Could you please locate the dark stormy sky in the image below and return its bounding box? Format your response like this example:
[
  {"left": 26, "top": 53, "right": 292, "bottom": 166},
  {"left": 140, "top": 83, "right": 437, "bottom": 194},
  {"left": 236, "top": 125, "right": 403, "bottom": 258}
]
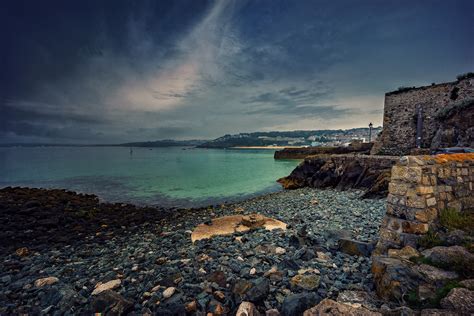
[{"left": 1, "top": 0, "right": 473, "bottom": 143}]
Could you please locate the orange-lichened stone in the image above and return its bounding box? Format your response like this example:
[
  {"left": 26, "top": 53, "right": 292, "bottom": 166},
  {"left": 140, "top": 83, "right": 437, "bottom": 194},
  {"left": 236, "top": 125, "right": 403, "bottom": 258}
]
[{"left": 401, "top": 221, "right": 429, "bottom": 234}]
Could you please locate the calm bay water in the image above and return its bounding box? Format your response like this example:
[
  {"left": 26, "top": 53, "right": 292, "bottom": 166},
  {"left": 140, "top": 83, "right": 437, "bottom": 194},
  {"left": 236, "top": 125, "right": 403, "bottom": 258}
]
[{"left": 0, "top": 147, "right": 299, "bottom": 207}]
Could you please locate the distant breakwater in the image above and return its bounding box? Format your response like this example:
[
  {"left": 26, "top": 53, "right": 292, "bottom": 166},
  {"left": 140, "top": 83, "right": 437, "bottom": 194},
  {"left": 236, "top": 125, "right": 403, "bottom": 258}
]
[{"left": 274, "top": 143, "right": 373, "bottom": 159}]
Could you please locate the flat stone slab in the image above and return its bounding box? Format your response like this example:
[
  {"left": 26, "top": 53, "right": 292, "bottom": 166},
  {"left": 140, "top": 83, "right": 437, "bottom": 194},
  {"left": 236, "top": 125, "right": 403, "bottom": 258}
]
[{"left": 191, "top": 214, "right": 286, "bottom": 242}]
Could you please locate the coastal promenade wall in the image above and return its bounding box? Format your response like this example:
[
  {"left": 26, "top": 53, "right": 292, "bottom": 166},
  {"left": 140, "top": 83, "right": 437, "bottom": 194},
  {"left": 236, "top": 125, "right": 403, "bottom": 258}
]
[
  {"left": 371, "top": 77, "right": 474, "bottom": 156},
  {"left": 274, "top": 143, "right": 372, "bottom": 159}
]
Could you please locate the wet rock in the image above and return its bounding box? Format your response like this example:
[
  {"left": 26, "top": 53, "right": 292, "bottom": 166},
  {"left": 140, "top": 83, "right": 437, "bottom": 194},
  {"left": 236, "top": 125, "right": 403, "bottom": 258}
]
[
  {"left": 236, "top": 301, "right": 260, "bottom": 316},
  {"left": 233, "top": 279, "right": 253, "bottom": 299},
  {"left": 445, "top": 229, "right": 467, "bottom": 246},
  {"left": 420, "top": 309, "right": 459, "bottom": 315},
  {"left": 15, "top": 247, "right": 29, "bottom": 257},
  {"left": 417, "top": 284, "right": 437, "bottom": 302},
  {"left": 207, "top": 271, "right": 227, "bottom": 288},
  {"left": 34, "top": 276, "right": 59, "bottom": 287},
  {"left": 379, "top": 306, "right": 416, "bottom": 315},
  {"left": 162, "top": 287, "right": 176, "bottom": 299},
  {"left": 184, "top": 300, "right": 197, "bottom": 313},
  {"left": 91, "top": 279, "right": 121, "bottom": 295},
  {"left": 1, "top": 275, "right": 12, "bottom": 283},
  {"left": 281, "top": 293, "right": 320, "bottom": 316},
  {"left": 338, "top": 238, "right": 374, "bottom": 257},
  {"left": 413, "top": 264, "right": 458, "bottom": 283},
  {"left": 459, "top": 279, "right": 474, "bottom": 290},
  {"left": 302, "top": 298, "right": 381, "bottom": 315},
  {"left": 336, "top": 290, "right": 379, "bottom": 310},
  {"left": 266, "top": 309, "right": 280, "bottom": 316},
  {"left": 48, "top": 285, "right": 86, "bottom": 313},
  {"left": 274, "top": 247, "right": 286, "bottom": 255},
  {"left": 371, "top": 256, "right": 422, "bottom": 301},
  {"left": 246, "top": 278, "right": 270, "bottom": 303},
  {"left": 264, "top": 267, "right": 283, "bottom": 282},
  {"left": 422, "top": 246, "right": 474, "bottom": 275},
  {"left": 242, "top": 214, "right": 266, "bottom": 228},
  {"left": 387, "top": 245, "right": 420, "bottom": 260},
  {"left": 213, "top": 290, "right": 226, "bottom": 302},
  {"left": 290, "top": 274, "right": 320, "bottom": 290},
  {"left": 440, "top": 287, "right": 474, "bottom": 313},
  {"left": 90, "top": 290, "right": 133, "bottom": 315}
]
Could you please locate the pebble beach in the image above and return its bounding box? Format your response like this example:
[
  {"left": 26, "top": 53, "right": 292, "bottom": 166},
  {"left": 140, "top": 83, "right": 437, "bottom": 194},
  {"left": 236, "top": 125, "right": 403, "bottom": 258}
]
[{"left": 0, "top": 186, "right": 386, "bottom": 315}]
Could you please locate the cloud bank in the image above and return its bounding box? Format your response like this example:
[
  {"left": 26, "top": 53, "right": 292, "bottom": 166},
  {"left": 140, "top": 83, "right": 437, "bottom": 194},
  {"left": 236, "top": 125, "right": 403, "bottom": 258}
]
[{"left": 1, "top": 0, "right": 473, "bottom": 143}]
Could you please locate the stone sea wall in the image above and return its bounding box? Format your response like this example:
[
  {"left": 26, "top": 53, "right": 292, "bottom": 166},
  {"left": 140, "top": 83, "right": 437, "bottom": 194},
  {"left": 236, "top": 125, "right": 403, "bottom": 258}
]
[
  {"left": 371, "top": 153, "right": 474, "bottom": 312},
  {"left": 375, "top": 154, "right": 474, "bottom": 254},
  {"left": 371, "top": 77, "right": 474, "bottom": 156}
]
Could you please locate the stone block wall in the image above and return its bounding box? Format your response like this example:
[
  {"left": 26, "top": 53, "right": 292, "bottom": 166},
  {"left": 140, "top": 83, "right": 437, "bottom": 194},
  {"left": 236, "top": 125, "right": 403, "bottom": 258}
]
[
  {"left": 371, "top": 77, "right": 474, "bottom": 156},
  {"left": 375, "top": 154, "right": 474, "bottom": 254}
]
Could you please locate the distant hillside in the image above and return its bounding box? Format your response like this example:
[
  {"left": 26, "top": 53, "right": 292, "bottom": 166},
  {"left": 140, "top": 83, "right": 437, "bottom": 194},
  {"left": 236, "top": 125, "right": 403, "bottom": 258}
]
[
  {"left": 118, "top": 139, "right": 206, "bottom": 147},
  {"left": 198, "top": 127, "right": 381, "bottom": 148},
  {"left": 0, "top": 140, "right": 207, "bottom": 148}
]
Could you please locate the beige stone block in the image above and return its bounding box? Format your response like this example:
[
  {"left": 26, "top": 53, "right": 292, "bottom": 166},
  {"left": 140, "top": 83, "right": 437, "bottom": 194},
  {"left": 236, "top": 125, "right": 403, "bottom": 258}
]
[
  {"left": 388, "top": 245, "right": 420, "bottom": 259},
  {"left": 438, "top": 168, "right": 444, "bottom": 178},
  {"left": 462, "top": 168, "right": 468, "bottom": 176},
  {"left": 389, "top": 218, "right": 401, "bottom": 232},
  {"left": 415, "top": 208, "right": 438, "bottom": 223},
  {"left": 417, "top": 186, "right": 434, "bottom": 195},
  {"left": 391, "top": 166, "right": 407, "bottom": 180},
  {"left": 389, "top": 182, "right": 410, "bottom": 195},
  {"left": 446, "top": 192, "right": 453, "bottom": 201},
  {"left": 422, "top": 176, "right": 431, "bottom": 186},
  {"left": 401, "top": 221, "right": 429, "bottom": 234},
  {"left": 426, "top": 197, "right": 437, "bottom": 207},
  {"left": 379, "top": 228, "right": 401, "bottom": 245},
  {"left": 430, "top": 175, "right": 437, "bottom": 185},
  {"left": 407, "top": 195, "right": 426, "bottom": 209},
  {"left": 391, "top": 166, "right": 422, "bottom": 183}
]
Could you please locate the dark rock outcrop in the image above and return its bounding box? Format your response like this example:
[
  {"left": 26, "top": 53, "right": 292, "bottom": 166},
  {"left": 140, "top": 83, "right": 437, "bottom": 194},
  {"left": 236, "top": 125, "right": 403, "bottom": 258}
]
[
  {"left": 281, "top": 293, "right": 320, "bottom": 316},
  {"left": 277, "top": 154, "right": 398, "bottom": 197}
]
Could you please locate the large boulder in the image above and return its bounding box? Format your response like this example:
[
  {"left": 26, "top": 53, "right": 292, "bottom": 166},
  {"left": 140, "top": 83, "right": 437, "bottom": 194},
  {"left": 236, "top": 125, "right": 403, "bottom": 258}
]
[
  {"left": 440, "top": 287, "right": 474, "bottom": 313},
  {"left": 371, "top": 256, "right": 424, "bottom": 301},
  {"left": 422, "top": 246, "right": 474, "bottom": 276},
  {"left": 281, "top": 293, "right": 320, "bottom": 316},
  {"left": 302, "top": 299, "right": 381, "bottom": 316},
  {"left": 413, "top": 264, "right": 459, "bottom": 284},
  {"left": 90, "top": 290, "right": 133, "bottom": 315},
  {"left": 236, "top": 301, "right": 260, "bottom": 316},
  {"left": 338, "top": 239, "right": 375, "bottom": 257}
]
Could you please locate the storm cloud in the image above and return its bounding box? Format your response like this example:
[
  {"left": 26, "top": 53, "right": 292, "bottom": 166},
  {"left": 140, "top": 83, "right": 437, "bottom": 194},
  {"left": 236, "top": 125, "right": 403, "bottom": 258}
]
[{"left": 1, "top": 0, "right": 473, "bottom": 143}]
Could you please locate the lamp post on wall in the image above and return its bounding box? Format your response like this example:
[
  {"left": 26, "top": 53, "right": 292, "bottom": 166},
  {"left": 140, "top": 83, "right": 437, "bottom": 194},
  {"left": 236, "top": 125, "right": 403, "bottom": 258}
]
[{"left": 368, "top": 122, "right": 373, "bottom": 143}]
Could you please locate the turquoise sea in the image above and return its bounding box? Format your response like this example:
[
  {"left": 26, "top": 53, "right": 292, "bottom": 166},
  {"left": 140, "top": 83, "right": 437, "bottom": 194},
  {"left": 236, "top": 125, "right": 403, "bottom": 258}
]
[{"left": 0, "top": 147, "right": 300, "bottom": 207}]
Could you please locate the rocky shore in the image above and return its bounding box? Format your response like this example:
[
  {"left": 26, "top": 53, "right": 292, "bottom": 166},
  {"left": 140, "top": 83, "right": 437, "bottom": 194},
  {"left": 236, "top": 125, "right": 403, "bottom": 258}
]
[
  {"left": 0, "top": 186, "right": 387, "bottom": 315},
  {"left": 277, "top": 154, "right": 398, "bottom": 198}
]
